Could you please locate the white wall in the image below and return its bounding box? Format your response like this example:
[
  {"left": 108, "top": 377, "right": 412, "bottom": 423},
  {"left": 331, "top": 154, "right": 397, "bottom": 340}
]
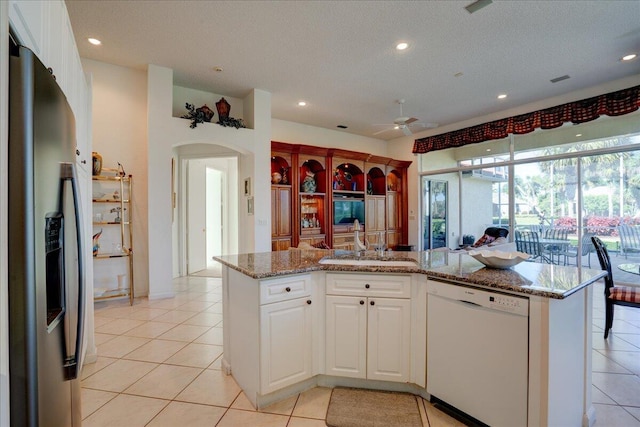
[
  {"left": 272, "top": 118, "right": 388, "bottom": 156},
  {"left": 81, "top": 59, "right": 150, "bottom": 297},
  {"left": 147, "top": 64, "right": 272, "bottom": 299}
]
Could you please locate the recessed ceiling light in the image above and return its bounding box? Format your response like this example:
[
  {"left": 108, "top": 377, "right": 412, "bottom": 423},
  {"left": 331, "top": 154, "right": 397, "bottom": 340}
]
[
  {"left": 88, "top": 38, "right": 102, "bottom": 46},
  {"left": 497, "top": 94, "right": 507, "bottom": 99},
  {"left": 396, "top": 42, "right": 408, "bottom": 51},
  {"left": 486, "top": 148, "right": 491, "bottom": 152},
  {"left": 213, "top": 66, "right": 223, "bottom": 72},
  {"left": 394, "top": 125, "right": 400, "bottom": 130},
  {"left": 576, "top": 133, "right": 582, "bottom": 137},
  {"left": 298, "top": 101, "right": 307, "bottom": 107},
  {"left": 622, "top": 54, "right": 637, "bottom": 61},
  {"left": 454, "top": 72, "right": 464, "bottom": 78}
]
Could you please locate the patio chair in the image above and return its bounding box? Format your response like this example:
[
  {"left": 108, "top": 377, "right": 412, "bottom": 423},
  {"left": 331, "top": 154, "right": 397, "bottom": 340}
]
[
  {"left": 562, "top": 232, "right": 596, "bottom": 268},
  {"left": 542, "top": 227, "right": 569, "bottom": 264},
  {"left": 617, "top": 224, "right": 640, "bottom": 258},
  {"left": 592, "top": 236, "right": 640, "bottom": 339},
  {"left": 515, "top": 230, "right": 547, "bottom": 263}
]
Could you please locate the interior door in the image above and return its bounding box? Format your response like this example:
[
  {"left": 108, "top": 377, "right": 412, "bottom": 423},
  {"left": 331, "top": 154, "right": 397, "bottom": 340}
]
[{"left": 187, "top": 160, "right": 207, "bottom": 274}]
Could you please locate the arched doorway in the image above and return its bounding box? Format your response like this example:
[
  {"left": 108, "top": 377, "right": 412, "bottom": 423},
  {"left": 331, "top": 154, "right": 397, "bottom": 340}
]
[{"left": 175, "top": 144, "right": 239, "bottom": 277}]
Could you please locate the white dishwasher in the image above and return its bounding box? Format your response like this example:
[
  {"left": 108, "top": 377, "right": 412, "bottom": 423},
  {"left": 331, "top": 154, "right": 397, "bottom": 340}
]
[{"left": 427, "top": 280, "right": 529, "bottom": 427}]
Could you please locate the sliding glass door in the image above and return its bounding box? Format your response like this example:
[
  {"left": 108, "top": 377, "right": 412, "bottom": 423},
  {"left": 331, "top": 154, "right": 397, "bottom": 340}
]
[{"left": 422, "top": 179, "right": 447, "bottom": 250}]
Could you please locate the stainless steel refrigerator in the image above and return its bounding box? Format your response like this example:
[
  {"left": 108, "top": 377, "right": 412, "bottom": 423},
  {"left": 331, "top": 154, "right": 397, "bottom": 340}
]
[{"left": 8, "top": 44, "right": 85, "bottom": 426}]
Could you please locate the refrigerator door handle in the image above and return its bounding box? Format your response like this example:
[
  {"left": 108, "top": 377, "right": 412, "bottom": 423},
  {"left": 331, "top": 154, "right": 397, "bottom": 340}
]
[{"left": 60, "top": 162, "right": 85, "bottom": 380}]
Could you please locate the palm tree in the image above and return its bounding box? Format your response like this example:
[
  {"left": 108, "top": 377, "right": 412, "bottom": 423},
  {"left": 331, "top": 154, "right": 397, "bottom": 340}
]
[{"left": 538, "top": 140, "right": 624, "bottom": 218}]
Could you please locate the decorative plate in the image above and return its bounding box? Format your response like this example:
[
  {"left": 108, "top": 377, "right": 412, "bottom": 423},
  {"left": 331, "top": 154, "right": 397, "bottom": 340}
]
[{"left": 468, "top": 250, "right": 530, "bottom": 269}]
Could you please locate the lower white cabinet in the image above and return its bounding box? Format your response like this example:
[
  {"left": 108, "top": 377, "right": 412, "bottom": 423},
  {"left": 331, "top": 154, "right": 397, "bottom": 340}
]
[
  {"left": 224, "top": 270, "right": 317, "bottom": 407},
  {"left": 326, "top": 294, "right": 411, "bottom": 382},
  {"left": 260, "top": 297, "right": 313, "bottom": 394}
]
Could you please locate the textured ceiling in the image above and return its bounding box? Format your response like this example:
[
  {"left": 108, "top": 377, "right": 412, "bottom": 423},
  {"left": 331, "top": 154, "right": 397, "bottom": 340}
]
[{"left": 65, "top": 0, "right": 640, "bottom": 140}]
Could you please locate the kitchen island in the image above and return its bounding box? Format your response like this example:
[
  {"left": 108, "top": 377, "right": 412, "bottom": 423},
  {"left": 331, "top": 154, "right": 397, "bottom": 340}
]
[{"left": 214, "top": 249, "right": 606, "bottom": 427}]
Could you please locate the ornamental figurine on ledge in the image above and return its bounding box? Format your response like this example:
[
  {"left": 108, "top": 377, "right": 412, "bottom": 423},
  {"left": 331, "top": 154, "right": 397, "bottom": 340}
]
[{"left": 181, "top": 97, "right": 246, "bottom": 129}]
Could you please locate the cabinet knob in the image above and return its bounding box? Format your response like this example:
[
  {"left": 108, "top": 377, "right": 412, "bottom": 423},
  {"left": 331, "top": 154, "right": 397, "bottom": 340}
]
[
  {"left": 81, "top": 160, "right": 87, "bottom": 164},
  {"left": 306, "top": 300, "right": 312, "bottom": 305},
  {"left": 370, "top": 301, "right": 375, "bottom": 306},
  {"left": 285, "top": 287, "right": 291, "bottom": 292},
  {"left": 365, "top": 284, "right": 370, "bottom": 289},
  {"left": 360, "top": 300, "right": 365, "bottom": 305}
]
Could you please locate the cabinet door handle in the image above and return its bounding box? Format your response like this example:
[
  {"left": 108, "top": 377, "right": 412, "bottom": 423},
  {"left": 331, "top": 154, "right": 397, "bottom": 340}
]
[
  {"left": 365, "top": 284, "right": 370, "bottom": 289},
  {"left": 360, "top": 300, "right": 365, "bottom": 305},
  {"left": 370, "top": 300, "right": 375, "bottom": 306},
  {"left": 285, "top": 287, "right": 291, "bottom": 292},
  {"left": 306, "top": 300, "right": 312, "bottom": 305}
]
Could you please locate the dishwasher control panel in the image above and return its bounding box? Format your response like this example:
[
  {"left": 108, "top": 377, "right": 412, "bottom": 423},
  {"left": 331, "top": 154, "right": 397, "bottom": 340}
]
[
  {"left": 427, "top": 280, "right": 529, "bottom": 316},
  {"left": 488, "top": 294, "right": 526, "bottom": 314}
]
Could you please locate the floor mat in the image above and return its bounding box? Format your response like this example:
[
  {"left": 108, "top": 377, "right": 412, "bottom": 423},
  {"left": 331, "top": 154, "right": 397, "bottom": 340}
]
[{"left": 326, "top": 387, "right": 423, "bottom": 427}]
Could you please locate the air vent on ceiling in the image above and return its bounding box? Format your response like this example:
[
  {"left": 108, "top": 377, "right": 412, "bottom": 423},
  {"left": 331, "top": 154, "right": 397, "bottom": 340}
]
[
  {"left": 336, "top": 125, "right": 348, "bottom": 129},
  {"left": 465, "top": 0, "right": 492, "bottom": 14},
  {"left": 550, "top": 75, "right": 571, "bottom": 83}
]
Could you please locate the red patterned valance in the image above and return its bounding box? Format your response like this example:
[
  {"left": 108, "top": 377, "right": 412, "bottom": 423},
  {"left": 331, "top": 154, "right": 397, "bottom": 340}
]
[{"left": 412, "top": 85, "right": 640, "bottom": 154}]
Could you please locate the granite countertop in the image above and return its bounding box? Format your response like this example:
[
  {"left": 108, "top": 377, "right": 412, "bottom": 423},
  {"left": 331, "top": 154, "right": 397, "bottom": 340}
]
[{"left": 213, "top": 249, "right": 607, "bottom": 299}]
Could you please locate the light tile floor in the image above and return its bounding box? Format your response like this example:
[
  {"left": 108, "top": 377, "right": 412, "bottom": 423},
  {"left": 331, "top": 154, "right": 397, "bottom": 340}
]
[{"left": 82, "top": 275, "right": 640, "bottom": 426}]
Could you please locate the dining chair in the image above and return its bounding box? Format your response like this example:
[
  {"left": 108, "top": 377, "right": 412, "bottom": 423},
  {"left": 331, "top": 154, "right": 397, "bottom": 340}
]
[
  {"left": 563, "top": 232, "right": 595, "bottom": 268},
  {"left": 592, "top": 236, "right": 640, "bottom": 339},
  {"left": 515, "top": 230, "right": 547, "bottom": 263}
]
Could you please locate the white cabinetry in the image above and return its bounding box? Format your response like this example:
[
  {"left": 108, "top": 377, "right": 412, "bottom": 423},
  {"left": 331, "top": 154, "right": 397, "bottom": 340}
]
[
  {"left": 8, "top": 0, "right": 44, "bottom": 57},
  {"left": 224, "top": 270, "right": 318, "bottom": 408},
  {"left": 10, "top": 0, "right": 91, "bottom": 170},
  {"left": 260, "top": 296, "right": 313, "bottom": 394},
  {"left": 325, "top": 273, "right": 411, "bottom": 382}
]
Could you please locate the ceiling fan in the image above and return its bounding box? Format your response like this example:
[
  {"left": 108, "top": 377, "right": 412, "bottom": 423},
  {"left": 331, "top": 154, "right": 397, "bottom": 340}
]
[{"left": 373, "top": 99, "right": 437, "bottom": 136}]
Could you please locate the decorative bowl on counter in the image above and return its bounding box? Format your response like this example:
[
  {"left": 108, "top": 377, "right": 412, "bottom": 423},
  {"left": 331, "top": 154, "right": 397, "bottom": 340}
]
[{"left": 468, "top": 250, "right": 530, "bottom": 269}]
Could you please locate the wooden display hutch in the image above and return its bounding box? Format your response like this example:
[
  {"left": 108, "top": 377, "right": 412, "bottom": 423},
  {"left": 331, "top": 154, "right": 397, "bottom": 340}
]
[
  {"left": 365, "top": 165, "right": 387, "bottom": 247},
  {"left": 92, "top": 170, "right": 134, "bottom": 305},
  {"left": 299, "top": 157, "right": 327, "bottom": 247},
  {"left": 271, "top": 154, "right": 292, "bottom": 251},
  {"left": 271, "top": 142, "right": 411, "bottom": 251}
]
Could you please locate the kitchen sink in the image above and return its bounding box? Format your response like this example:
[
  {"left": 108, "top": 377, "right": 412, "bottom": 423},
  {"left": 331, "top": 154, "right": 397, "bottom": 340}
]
[{"left": 318, "top": 258, "right": 419, "bottom": 267}]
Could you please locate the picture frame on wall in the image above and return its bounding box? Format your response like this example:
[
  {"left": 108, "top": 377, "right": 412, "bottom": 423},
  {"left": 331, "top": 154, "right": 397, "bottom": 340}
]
[
  {"left": 244, "top": 177, "right": 252, "bottom": 196},
  {"left": 247, "top": 196, "right": 254, "bottom": 215}
]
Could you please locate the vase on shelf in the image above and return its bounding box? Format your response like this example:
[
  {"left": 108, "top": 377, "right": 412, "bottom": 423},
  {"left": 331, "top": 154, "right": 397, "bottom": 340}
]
[
  {"left": 92, "top": 152, "right": 102, "bottom": 176},
  {"left": 196, "top": 104, "right": 214, "bottom": 122},
  {"left": 302, "top": 171, "right": 316, "bottom": 193},
  {"left": 215, "top": 97, "right": 231, "bottom": 120}
]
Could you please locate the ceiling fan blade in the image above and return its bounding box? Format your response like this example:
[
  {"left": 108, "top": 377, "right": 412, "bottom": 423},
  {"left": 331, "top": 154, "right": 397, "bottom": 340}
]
[
  {"left": 402, "top": 125, "right": 412, "bottom": 136},
  {"left": 404, "top": 117, "right": 418, "bottom": 125},
  {"left": 410, "top": 122, "right": 439, "bottom": 129},
  {"left": 373, "top": 127, "right": 393, "bottom": 136}
]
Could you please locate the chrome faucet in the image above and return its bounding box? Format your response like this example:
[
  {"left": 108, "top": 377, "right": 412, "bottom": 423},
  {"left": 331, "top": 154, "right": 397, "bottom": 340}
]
[
  {"left": 352, "top": 219, "right": 367, "bottom": 253},
  {"left": 375, "top": 231, "right": 386, "bottom": 256}
]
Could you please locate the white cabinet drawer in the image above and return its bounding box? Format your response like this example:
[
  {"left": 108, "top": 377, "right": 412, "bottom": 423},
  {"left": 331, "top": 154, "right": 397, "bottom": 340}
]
[
  {"left": 260, "top": 274, "right": 311, "bottom": 304},
  {"left": 326, "top": 273, "right": 410, "bottom": 298}
]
